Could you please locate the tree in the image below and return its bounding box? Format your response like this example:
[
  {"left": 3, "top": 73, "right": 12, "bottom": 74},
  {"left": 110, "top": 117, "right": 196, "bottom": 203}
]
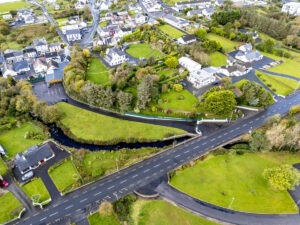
[
  {"left": 117, "top": 91, "right": 132, "bottom": 112},
  {"left": 82, "top": 49, "right": 90, "bottom": 58},
  {"left": 137, "top": 76, "right": 153, "bottom": 110},
  {"left": 165, "top": 57, "right": 178, "bottom": 68},
  {"left": 173, "top": 83, "right": 183, "bottom": 92},
  {"left": 204, "top": 90, "right": 237, "bottom": 116},
  {"left": 99, "top": 201, "right": 114, "bottom": 216},
  {"left": 249, "top": 131, "right": 271, "bottom": 151},
  {"left": 31, "top": 194, "right": 41, "bottom": 203},
  {"left": 263, "top": 164, "right": 300, "bottom": 191},
  {"left": 194, "top": 28, "right": 207, "bottom": 40}
]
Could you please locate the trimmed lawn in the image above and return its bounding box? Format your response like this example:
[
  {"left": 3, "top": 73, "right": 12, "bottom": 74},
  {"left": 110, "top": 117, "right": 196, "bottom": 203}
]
[
  {"left": 151, "top": 90, "right": 199, "bottom": 112},
  {"left": 132, "top": 200, "right": 219, "bottom": 225},
  {"left": 159, "top": 25, "right": 184, "bottom": 39},
  {"left": 170, "top": 152, "right": 300, "bottom": 214},
  {"left": 56, "top": 103, "right": 185, "bottom": 144},
  {"left": 99, "top": 21, "right": 108, "bottom": 27},
  {"left": 56, "top": 17, "right": 68, "bottom": 27},
  {"left": 0, "top": 122, "right": 46, "bottom": 159},
  {"left": 88, "top": 213, "right": 120, "bottom": 225},
  {"left": 49, "top": 159, "right": 80, "bottom": 193},
  {"left": 257, "top": 72, "right": 299, "bottom": 96},
  {"left": 157, "top": 69, "right": 178, "bottom": 77},
  {"left": 21, "top": 178, "right": 51, "bottom": 204},
  {"left": 126, "top": 43, "right": 164, "bottom": 59},
  {"left": 83, "top": 147, "right": 160, "bottom": 178},
  {"left": 86, "top": 57, "right": 110, "bottom": 85},
  {"left": 0, "top": 192, "right": 23, "bottom": 224},
  {"left": 207, "top": 34, "right": 238, "bottom": 53},
  {"left": 209, "top": 52, "right": 227, "bottom": 67},
  {"left": 0, "top": 159, "right": 7, "bottom": 175},
  {"left": 0, "top": 1, "right": 30, "bottom": 14}
]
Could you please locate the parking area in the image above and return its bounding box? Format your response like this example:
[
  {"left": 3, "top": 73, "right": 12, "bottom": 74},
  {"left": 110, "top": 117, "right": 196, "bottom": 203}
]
[{"left": 32, "top": 82, "right": 68, "bottom": 105}]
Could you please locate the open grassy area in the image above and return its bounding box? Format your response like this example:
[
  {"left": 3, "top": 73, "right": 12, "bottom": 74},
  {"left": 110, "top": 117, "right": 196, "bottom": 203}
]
[
  {"left": 88, "top": 213, "right": 120, "bottom": 225},
  {"left": 56, "top": 103, "right": 185, "bottom": 144},
  {"left": 99, "top": 21, "right": 108, "bottom": 27},
  {"left": 49, "top": 159, "right": 80, "bottom": 193},
  {"left": 0, "top": 122, "right": 46, "bottom": 159},
  {"left": 159, "top": 25, "right": 184, "bottom": 39},
  {"left": 0, "top": 159, "right": 7, "bottom": 175},
  {"left": 162, "top": 0, "right": 182, "bottom": 5},
  {"left": 0, "top": 1, "right": 30, "bottom": 14},
  {"left": 86, "top": 57, "right": 110, "bottom": 85},
  {"left": 151, "top": 90, "right": 199, "bottom": 112},
  {"left": 0, "top": 192, "right": 23, "bottom": 224},
  {"left": 132, "top": 199, "right": 219, "bottom": 225},
  {"left": 21, "top": 178, "right": 51, "bottom": 204},
  {"left": 82, "top": 147, "right": 161, "bottom": 178},
  {"left": 257, "top": 72, "right": 299, "bottom": 96},
  {"left": 55, "top": 17, "right": 68, "bottom": 27},
  {"left": 207, "top": 33, "right": 238, "bottom": 53},
  {"left": 170, "top": 151, "right": 300, "bottom": 213},
  {"left": 126, "top": 43, "right": 164, "bottom": 59},
  {"left": 209, "top": 52, "right": 227, "bottom": 67}
]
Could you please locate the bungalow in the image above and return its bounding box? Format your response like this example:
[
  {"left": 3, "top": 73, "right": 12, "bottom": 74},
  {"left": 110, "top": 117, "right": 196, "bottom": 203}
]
[
  {"left": 188, "top": 69, "right": 216, "bottom": 89},
  {"left": 66, "top": 29, "right": 82, "bottom": 42},
  {"left": 178, "top": 56, "right": 202, "bottom": 72},
  {"left": 162, "top": 14, "right": 189, "bottom": 29},
  {"left": 33, "top": 38, "right": 48, "bottom": 54},
  {"left": 235, "top": 51, "right": 263, "bottom": 63},
  {"left": 13, "top": 60, "right": 30, "bottom": 74},
  {"left": 33, "top": 58, "right": 48, "bottom": 74},
  {"left": 219, "top": 64, "right": 251, "bottom": 76},
  {"left": 15, "top": 142, "right": 55, "bottom": 175},
  {"left": 141, "top": 0, "right": 161, "bottom": 12},
  {"left": 177, "top": 34, "right": 197, "bottom": 45},
  {"left": 104, "top": 48, "right": 127, "bottom": 66}
]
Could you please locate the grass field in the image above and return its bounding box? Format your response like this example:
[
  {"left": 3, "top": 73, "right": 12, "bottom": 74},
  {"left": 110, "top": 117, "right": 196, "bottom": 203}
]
[
  {"left": 0, "top": 122, "right": 46, "bottom": 159},
  {"left": 151, "top": 90, "right": 199, "bottom": 112},
  {"left": 56, "top": 103, "right": 185, "bottom": 144},
  {"left": 207, "top": 34, "right": 238, "bottom": 53},
  {"left": 49, "top": 159, "right": 80, "bottom": 193},
  {"left": 21, "top": 178, "right": 51, "bottom": 204},
  {"left": 0, "top": 159, "right": 7, "bottom": 175},
  {"left": 159, "top": 25, "right": 184, "bottom": 39},
  {"left": 99, "top": 21, "right": 108, "bottom": 27},
  {"left": 83, "top": 147, "right": 160, "bottom": 178},
  {"left": 209, "top": 52, "right": 227, "bottom": 67},
  {"left": 170, "top": 151, "right": 300, "bottom": 213},
  {"left": 86, "top": 57, "right": 110, "bottom": 85},
  {"left": 257, "top": 72, "right": 299, "bottom": 96},
  {"left": 0, "top": 192, "right": 23, "bottom": 224},
  {"left": 157, "top": 69, "right": 178, "bottom": 77},
  {"left": 55, "top": 17, "right": 68, "bottom": 27},
  {"left": 88, "top": 213, "right": 120, "bottom": 225},
  {"left": 0, "top": 1, "right": 30, "bottom": 14},
  {"left": 126, "top": 43, "right": 164, "bottom": 59},
  {"left": 131, "top": 200, "right": 219, "bottom": 225}
]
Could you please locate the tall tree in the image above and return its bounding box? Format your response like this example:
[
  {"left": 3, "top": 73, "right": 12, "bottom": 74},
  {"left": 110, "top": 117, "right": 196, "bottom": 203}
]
[{"left": 137, "top": 76, "right": 153, "bottom": 110}]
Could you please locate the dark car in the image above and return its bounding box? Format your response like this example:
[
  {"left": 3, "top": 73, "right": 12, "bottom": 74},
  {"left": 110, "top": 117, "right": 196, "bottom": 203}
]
[
  {"left": 61, "top": 98, "right": 68, "bottom": 102},
  {"left": 0, "top": 179, "right": 9, "bottom": 187}
]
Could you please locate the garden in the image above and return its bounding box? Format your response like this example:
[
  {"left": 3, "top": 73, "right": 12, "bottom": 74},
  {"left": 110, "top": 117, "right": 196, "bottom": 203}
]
[
  {"left": 21, "top": 178, "right": 51, "bottom": 205},
  {"left": 56, "top": 102, "right": 186, "bottom": 145},
  {"left": 170, "top": 151, "right": 300, "bottom": 213},
  {"left": 126, "top": 43, "right": 164, "bottom": 59},
  {"left": 0, "top": 192, "right": 23, "bottom": 224},
  {"left": 158, "top": 25, "right": 184, "bottom": 39},
  {"left": 86, "top": 57, "right": 110, "bottom": 86},
  {"left": 49, "top": 159, "right": 81, "bottom": 193},
  {"left": 206, "top": 33, "right": 237, "bottom": 53}
]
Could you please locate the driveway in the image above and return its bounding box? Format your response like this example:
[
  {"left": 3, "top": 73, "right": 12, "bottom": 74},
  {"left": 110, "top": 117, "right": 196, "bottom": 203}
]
[{"left": 32, "top": 82, "right": 68, "bottom": 105}]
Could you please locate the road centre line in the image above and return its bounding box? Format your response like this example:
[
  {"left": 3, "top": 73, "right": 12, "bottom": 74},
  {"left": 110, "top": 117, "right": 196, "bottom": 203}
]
[
  {"left": 153, "top": 164, "right": 160, "bottom": 168},
  {"left": 175, "top": 154, "right": 180, "bottom": 158},
  {"left": 144, "top": 169, "right": 150, "bottom": 173},
  {"left": 40, "top": 217, "right": 47, "bottom": 221},
  {"left": 107, "top": 185, "right": 115, "bottom": 190},
  {"left": 49, "top": 212, "right": 58, "bottom": 217},
  {"left": 120, "top": 180, "right": 127, "bottom": 184},
  {"left": 80, "top": 198, "right": 87, "bottom": 203},
  {"left": 132, "top": 174, "right": 138, "bottom": 178},
  {"left": 164, "top": 159, "right": 170, "bottom": 163},
  {"left": 65, "top": 205, "right": 73, "bottom": 210}
]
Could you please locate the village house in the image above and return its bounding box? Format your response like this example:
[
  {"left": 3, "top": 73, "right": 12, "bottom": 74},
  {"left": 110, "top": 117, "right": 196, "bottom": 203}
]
[
  {"left": 179, "top": 56, "right": 202, "bottom": 72},
  {"left": 188, "top": 68, "right": 216, "bottom": 89},
  {"left": 105, "top": 48, "right": 128, "bottom": 66},
  {"left": 13, "top": 60, "right": 30, "bottom": 74},
  {"left": 234, "top": 43, "right": 263, "bottom": 63},
  {"left": 174, "top": 0, "right": 211, "bottom": 11},
  {"left": 177, "top": 34, "right": 197, "bottom": 45},
  {"left": 162, "top": 14, "right": 189, "bottom": 29},
  {"left": 48, "top": 43, "right": 62, "bottom": 52},
  {"left": 135, "top": 14, "right": 148, "bottom": 25},
  {"left": 33, "top": 38, "right": 48, "bottom": 54},
  {"left": 33, "top": 57, "right": 48, "bottom": 74},
  {"left": 141, "top": 0, "right": 161, "bottom": 12},
  {"left": 2, "top": 14, "right": 12, "bottom": 20},
  {"left": 4, "top": 50, "right": 24, "bottom": 64},
  {"left": 45, "top": 52, "right": 61, "bottom": 63},
  {"left": 282, "top": 2, "right": 300, "bottom": 15},
  {"left": 66, "top": 28, "right": 82, "bottom": 42},
  {"left": 23, "top": 46, "right": 38, "bottom": 58}
]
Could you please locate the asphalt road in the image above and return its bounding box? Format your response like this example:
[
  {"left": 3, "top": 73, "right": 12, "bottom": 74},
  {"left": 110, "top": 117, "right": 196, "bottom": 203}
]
[{"left": 14, "top": 91, "right": 300, "bottom": 225}]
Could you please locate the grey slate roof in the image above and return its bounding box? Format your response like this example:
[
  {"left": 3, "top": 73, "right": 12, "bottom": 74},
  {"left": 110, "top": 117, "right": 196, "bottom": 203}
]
[
  {"left": 181, "top": 34, "right": 196, "bottom": 42},
  {"left": 13, "top": 60, "right": 29, "bottom": 71},
  {"left": 33, "top": 38, "right": 47, "bottom": 46}
]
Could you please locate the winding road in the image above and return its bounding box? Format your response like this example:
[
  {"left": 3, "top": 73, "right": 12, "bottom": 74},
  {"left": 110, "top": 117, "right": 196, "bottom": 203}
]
[{"left": 13, "top": 91, "right": 300, "bottom": 225}]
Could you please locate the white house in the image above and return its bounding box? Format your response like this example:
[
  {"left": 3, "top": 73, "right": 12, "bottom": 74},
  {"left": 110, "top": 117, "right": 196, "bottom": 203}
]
[
  {"left": 141, "top": 0, "right": 161, "bottom": 12},
  {"left": 66, "top": 28, "right": 82, "bottom": 41},
  {"left": 4, "top": 50, "right": 24, "bottom": 63},
  {"left": 175, "top": 0, "right": 211, "bottom": 11},
  {"left": 178, "top": 57, "right": 202, "bottom": 73},
  {"left": 33, "top": 58, "right": 48, "bottom": 74},
  {"left": 23, "top": 46, "right": 37, "bottom": 58},
  {"left": 2, "top": 68, "right": 17, "bottom": 78},
  {"left": 282, "top": 2, "right": 300, "bottom": 16},
  {"left": 24, "top": 15, "right": 35, "bottom": 24},
  {"left": 162, "top": 14, "right": 189, "bottom": 29},
  {"left": 48, "top": 43, "right": 62, "bottom": 52},
  {"left": 177, "top": 34, "right": 197, "bottom": 45},
  {"left": 135, "top": 14, "right": 148, "bottom": 24},
  {"left": 2, "top": 14, "right": 12, "bottom": 20},
  {"left": 187, "top": 10, "right": 202, "bottom": 17},
  {"left": 188, "top": 69, "right": 216, "bottom": 89},
  {"left": 104, "top": 48, "right": 127, "bottom": 66},
  {"left": 33, "top": 38, "right": 48, "bottom": 54},
  {"left": 239, "top": 43, "right": 252, "bottom": 52},
  {"left": 235, "top": 43, "right": 263, "bottom": 63}
]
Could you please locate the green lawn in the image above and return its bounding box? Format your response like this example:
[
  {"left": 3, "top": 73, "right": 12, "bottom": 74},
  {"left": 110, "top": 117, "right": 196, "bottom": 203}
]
[
  {"left": 88, "top": 213, "right": 120, "bottom": 225},
  {"left": 56, "top": 103, "right": 185, "bottom": 144},
  {"left": 171, "top": 151, "right": 300, "bottom": 213},
  {"left": 83, "top": 147, "right": 160, "bottom": 178},
  {"left": 209, "top": 52, "right": 227, "bottom": 67},
  {"left": 0, "top": 192, "right": 23, "bottom": 224},
  {"left": 207, "top": 34, "right": 238, "bottom": 53},
  {"left": 49, "top": 159, "right": 80, "bottom": 193},
  {"left": 159, "top": 25, "right": 184, "bottom": 39},
  {"left": 257, "top": 72, "right": 299, "bottom": 96},
  {"left": 126, "top": 43, "right": 164, "bottom": 59},
  {"left": 21, "top": 178, "right": 51, "bottom": 204},
  {"left": 86, "top": 57, "right": 110, "bottom": 85},
  {"left": 151, "top": 90, "right": 199, "bottom": 112},
  {"left": 0, "top": 122, "right": 46, "bottom": 159},
  {"left": 132, "top": 200, "right": 219, "bottom": 225},
  {"left": 157, "top": 69, "right": 178, "bottom": 77},
  {"left": 0, "top": 1, "right": 30, "bottom": 14},
  {"left": 0, "top": 159, "right": 7, "bottom": 175},
  {"left": 99, "top": 21, "right": 108, "bottom": 28},
  {"left": 56, "top": 17, "right": 68, "bottom": 27}
]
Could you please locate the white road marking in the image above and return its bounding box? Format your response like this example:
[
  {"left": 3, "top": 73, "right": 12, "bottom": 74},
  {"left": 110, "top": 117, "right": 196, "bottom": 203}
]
[
  {"left": 120, "top": 179, "right": 127, "bottom": 184},
  {"left": 193, "top": 146, "right": 198, "bottom": 150},
  {"left": 132, "top": 174, "right": 138, "bottom": 178},
  {"left": 211, "top": 138, "right": 216, "bottom": 141},
  {"left": 184, "top": 150, "right": 189, "bottom": 154},
  {"left": 107, "top": 185, "right": 115, "bottom": 190},
  {"left": 40, "top": 217, "right": 47, "bottom": 221},
  {"left": 153, "top": 164, "right": 160, "bottom": 168},
  {"left": 143, "top": 168, "right": 150, "bottom": 173},
  {"left": 49, "top": 212, "right": 58, "bottom": 217},
  {"left": 65, "top": 205, "right": 73, "bottom": 210},
  {"left": 164, "top": 159, "right": 170, "bottom": 163},
  {"left": 175, "top": 154, "right": 180, "bottom": 158},
  {"left": 80, "top": 198, "right": 87, "bottom": 203}
]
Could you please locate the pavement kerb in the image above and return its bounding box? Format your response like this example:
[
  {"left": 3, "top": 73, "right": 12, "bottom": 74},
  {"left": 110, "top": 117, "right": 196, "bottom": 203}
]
[
  {"left": 1, "top": 208, "right": 26, "bottom": 225},
  {"left": 134, "top": 191, "right": 160, "bottom": 199}
]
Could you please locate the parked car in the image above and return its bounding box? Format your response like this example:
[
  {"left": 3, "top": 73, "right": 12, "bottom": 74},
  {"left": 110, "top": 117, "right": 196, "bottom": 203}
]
[
  {"left": 61, "top": 98, "right": 68, "bottom": 102},
  {"left": 0, "top": 179, "right": 9, "bottom": 187},
  {"left": 21, "top": 171, "right": 34, "bottom": 181}
]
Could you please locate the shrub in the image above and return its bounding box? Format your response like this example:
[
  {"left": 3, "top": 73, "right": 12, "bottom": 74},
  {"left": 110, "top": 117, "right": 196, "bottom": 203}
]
[{"left": 289, "top": 105, "right": 300, "bottom": 116}]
